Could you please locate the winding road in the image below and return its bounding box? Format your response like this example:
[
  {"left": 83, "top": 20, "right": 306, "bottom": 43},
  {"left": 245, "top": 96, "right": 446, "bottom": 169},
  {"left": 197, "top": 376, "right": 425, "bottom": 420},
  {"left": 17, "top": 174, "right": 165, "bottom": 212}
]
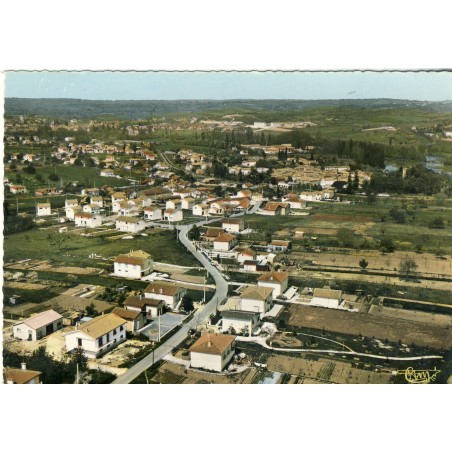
[{"left": 112, "top": 222, "right": 229, "bottom": 384}]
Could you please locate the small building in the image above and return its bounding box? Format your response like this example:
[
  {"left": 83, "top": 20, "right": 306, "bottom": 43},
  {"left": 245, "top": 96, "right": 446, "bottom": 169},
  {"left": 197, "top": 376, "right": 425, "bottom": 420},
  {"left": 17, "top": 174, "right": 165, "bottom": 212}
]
[
  {"left": 36, "top": 203, "right": 51, "bottom": 216},
  {"left": 268, "top": 240, "right": 291, "bottom": 252},
  {"left": 193, "top": 203, "right": 209, "bottom": 217},
  {"left": 74, "top": 212, "right": 102, "bottom": 228},
  {"left": 3, "top": 364, "right": 42, "bottom": 384},
  {"left": 257, "top": 271, "right": 289, "bottom": 298},
  {"left": 164, "top": 208, "right": 183, "bottom": 222},
  {"left": 111, "top": 307, "right": 145, "bottom": 333},
  {"left": 144, "top": 281, "right": 186, "bottom": 310},
  {"left": 204, "top": 227, "right": 224, "bottom": 241},
  {"left": 124, "top": 295, "right": 163, "bottom": 320},
  {"left": 115, "top": 216, "right": 147, "bottom": 233},
  {"left": 221, "top": 310, "right": 260, "bottom": 336},
  {"left": 311, "top": 288, "right": 342, "bottom": 309},
  {"left": 64, "top": 313, "right": 127, "bottom": 358},
  {"left": 262, "top": 202, "right": 290, "bottom": 216},
  {"left": 190, "top": 333, "right": 236, "bottom": 372},
  {"left": 65, "top": 199, "right": 79, "bottom": 209},
  {"left": 240, "top": 286, "right": 273, "bottom": 313},
  {"left": 143, "top": 206, "right": 163, "bottom": 221},
  {"left": 66, "top": 205, "right": 82, "bottom": 220},
  {"left": 221, "top": 217, "right": 244, "bottom": 233},
  {"left": 90, "top": 196, "right": 104, "bottom": 207},
  {"left": 181, "top": 197, "right": 196, "bottom": 210},
  {"left": 83, "top": 203, "right": 101, "bottom": 215},
  {"left": 13, "top": 310, "right": 63, "bottom": 341},
  {"left": 236, "top": 247, "right": 257, "bottom": 264},
  {"left": 113, "top": 250, "right": 153, "bottom": 278},
  {"left": 213, "top": 233, "right": 237, "bottom": 251},
  {"left": 166, "top": 198, "right": 182, "bottom": 210},
  {"left": 243, "top": 260, "right": 258, "bottom": 272},
  {"left": 9, "top": 185, "right": 27, "bottom": 194}
]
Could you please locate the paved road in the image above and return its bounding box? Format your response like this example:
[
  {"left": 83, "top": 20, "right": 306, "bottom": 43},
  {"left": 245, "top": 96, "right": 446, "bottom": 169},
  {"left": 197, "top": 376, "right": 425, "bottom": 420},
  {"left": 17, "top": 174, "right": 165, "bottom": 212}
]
[{"left": 112, "top": 223, "right": 229, "bottom": 384}]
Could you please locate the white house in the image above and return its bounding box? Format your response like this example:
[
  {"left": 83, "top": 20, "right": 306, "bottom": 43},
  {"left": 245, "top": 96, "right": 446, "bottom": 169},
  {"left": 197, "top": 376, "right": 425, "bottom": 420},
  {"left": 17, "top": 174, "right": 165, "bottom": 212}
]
[
  {"left": 9, "top": 185, "right": 27, "bottom": 194},
  {"left": 64, "top": 313, "right": 127, "bottom": 358},
  {"left": 221, "top": 218, "right": 244, "bottom": 233},
  {"left": 236, "top": 247, "right": 257, "bottom": 264},
  {"left": 113, "top": 250, "right": 153, "bottom": 278},
  {"left": 262, "top": 202, "right": 290, "bottom": 216},
  {"left": 268, "top": 240, "right": 291, "bottom": 252},
  {"left": 310, "top": 288, "right": 342, "bottom": 309},
  {"left": 257, "top": 271, "right": 289, "bottom": 298},
  {"left": 119, "top": 202, "right": 139, "bottom": 217},
  {"left": 36, "top": 203, "right": 51, "bottom": 217},
  {"left": 66, "top": 205, "right": 82, "bottom": 220},
  {"left": 74, "top": 213, "right": 102, "bottom": 228},
  {"left": 143, "top": 207, "right": 162, "bottom": 221},
  {"left": 181, "top": 197, "right": 196, "bottom": 210},
  {"left": 221, "top": 310, "right": 260, "bottom": 336},
  {"left": 166, "top": 198, "right": 182, "bottom": 210},
  {"left": 281, "top": 194, "right": 307, "bottom": 209},
  {"left": 13, "top": 310, "right": 63, "bottom": 341},
  {"left": 65, "top": 199, "right": 79, "bottom": 209},
  {"left": 3, "top": 365, "right": 42, "bottom": 384},
  {"left": 90, "top": 196, "right": 104, "bottom": 207},
  {"left": 115, "top": 216, "right": 147, "bottom": 233},
  {"left": 82, "top": 203, "right": 101, "bottom": 215},
  {"left": 240, "top": 286, "right": 273, "bottom": 313},
  {"left": 193, "top": 203, "right": 209, "bottom": 217},
  {"left": 144, "top": 281, "right": 186, "bottom": 310},
  {"left": 124, "top": 295, "right": 164, "bottom": 320},
  {"left": 190, "top": 333, "right": 236, "bottom": 372},
  {"left": 213, "top": 233, "right": 237, "bottom": 252},
  {"left": 164, "top": 209, "right": 183, "bottom": 222},
  {"left": 111, "top": 307, "right": 145, "bottom": 333}
]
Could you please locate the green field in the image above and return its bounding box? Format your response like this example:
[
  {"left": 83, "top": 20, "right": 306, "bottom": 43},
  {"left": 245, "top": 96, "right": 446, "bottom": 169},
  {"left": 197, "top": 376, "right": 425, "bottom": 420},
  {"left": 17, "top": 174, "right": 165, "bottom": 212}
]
[{"left": 3, "top": 228, "right": 199, "bottom": 268}]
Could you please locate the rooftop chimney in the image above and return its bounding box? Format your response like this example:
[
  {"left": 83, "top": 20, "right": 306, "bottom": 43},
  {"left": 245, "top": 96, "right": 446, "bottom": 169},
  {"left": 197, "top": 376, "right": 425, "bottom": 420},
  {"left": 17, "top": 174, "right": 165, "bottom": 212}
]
[
  {"left": 21, "top": 362, "right": 26, "bottom": 371},
  {"left": 207, "top": 341, "right": 212, "bottom": 347}
]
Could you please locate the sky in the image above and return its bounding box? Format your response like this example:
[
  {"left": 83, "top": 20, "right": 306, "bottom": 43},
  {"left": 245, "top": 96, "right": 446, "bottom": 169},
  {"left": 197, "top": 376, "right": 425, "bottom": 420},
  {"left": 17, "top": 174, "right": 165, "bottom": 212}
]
[{"left": 5, "top": 71, "right": 452, "bottom": 101}]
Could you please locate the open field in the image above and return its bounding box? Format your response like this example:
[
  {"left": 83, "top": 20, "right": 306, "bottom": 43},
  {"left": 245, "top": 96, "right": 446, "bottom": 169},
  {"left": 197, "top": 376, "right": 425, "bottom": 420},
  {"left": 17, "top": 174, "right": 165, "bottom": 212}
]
[
  {"left": 287, "top": 304, "right": 452, "bottom": 350},
  {"left": 266, "top": 355, "right": 394, "bottom": 384},
  {"left": 3, "top": 227, "right": 199, "bottom": 268}
]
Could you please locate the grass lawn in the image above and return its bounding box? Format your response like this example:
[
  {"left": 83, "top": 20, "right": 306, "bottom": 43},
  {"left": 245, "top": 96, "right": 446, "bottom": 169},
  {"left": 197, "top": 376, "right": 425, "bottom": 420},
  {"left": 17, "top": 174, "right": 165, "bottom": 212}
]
[{"left": 3, "top": 228, "right": 199, "bottom": 268}]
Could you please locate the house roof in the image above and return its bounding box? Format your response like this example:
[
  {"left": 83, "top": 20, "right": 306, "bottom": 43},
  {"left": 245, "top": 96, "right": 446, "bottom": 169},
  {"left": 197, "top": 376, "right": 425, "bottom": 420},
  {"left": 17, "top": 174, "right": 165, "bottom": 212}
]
[
  {"left": 264, "top": 202, "right": 282, "bottom": 211},
  {"left": 221, "top": 218, "right": 243, "bottom": 225},
  {"left": 313, "top": 288, "right": 342, "bottom": 299},
  {"left": 3, "top": 367, "right": 41, "bottom": 384},
  {"left": 37, "top": 203, "right": 51, "bottom": 208},
  {"left": 237, "top": 248, "right": 255, "bottom": 256},
  {"left": 112, "top": 307, "right": 141, "bottom": 321},
  {"left": 74, "top": 313, "right": 126, "bottom": 339},
  {"left": 124, "top": 296, "right": 163, "bottom": 308},
  {"left": 205, "top": 227, "right": 224, "bottom": 238},
  {"left": 144, "top": 282, "right": 184, "bottom": 297},
  {"left": 270, "top": 240, "right": 291, "bottom": 246},
  {"left": 18, "top": 309, "right": 62, "bottom": 330},
  {"left": 114, "top": 250, "right": 151, "bottom": 265},
  {"left": 258, "top": 271, "right": 289, "bottom": 284},
  {"left": 190, "top": 333, "right": 235, "bottom": 356},
  {"left": 75, "top": 213, "right": 93, "bottom": 219},
  {"left": 222, "top": 310, "right": 259, "bottom": 321},
  {"left": 116, "top": 216, "right": 141, "bottom": 223},
  {"left": 241, "top": 285, "right": 273, "bottom": 301},
  {"left": 214, "top": 233, "right": 236, "bottom": 243},
  {"left": 243, "top": 260, "right": 258, "bottom": 266}
]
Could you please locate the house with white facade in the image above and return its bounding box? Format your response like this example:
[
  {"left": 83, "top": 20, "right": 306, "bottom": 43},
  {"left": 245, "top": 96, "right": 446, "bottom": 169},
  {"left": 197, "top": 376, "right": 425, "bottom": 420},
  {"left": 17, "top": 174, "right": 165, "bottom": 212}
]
[
  {"left": 82, "top": 203, "right": 101, "bottom": 215},
  {"left": 221, "top": 218, "right": 244, "bottom": 233},
  {"left": 144, "top": 281, "right": 186, "bottom": 310},
  {"left": 240, "top": 286, "right": 273, "bottom": 313},
  {"left": 181, "top": 197, "right": 196, "bottom": 210},
  {"left": 190, "top": 333, "right": 236, "bottom": 372},
  {"left": 124, "top": 295, "right": 163, "bottom": 320},
  {"left": 119, "top": 202, "right": 139, "bottom": 217},
  {"left": 310, "top": 288, "right": 342, "bottom": 309},
  {"left": 193, "top": 203, "right": 209, "bottom": 217},
  {"left": 221, "top": 310, "right": 260, "bottom": 336},
  {"left": 65, "top": 199, "right": 79, "bottom": 209},
  {"left": 236, "top": 247, "right": 257, "bottom": 264},
  {"left": 257, "top": 271, "right": 289, "bottom": 298},
  {"left": 90, "top": 196, "right": 104, "bottom": 207},
  {"left": 268, "top": 240, "right": 291, "bottom": 252},
  {"left": 164, "top": 209, "right": 183, "bottom": 222},
  {"left": 36, "top": 203, "right": 51, "bottom": 217},
  {"left": 111, "top": 307, "right": 145, "bottom": 333},
  {"left": 74, "top": 213, "right": 102, "bottom": 228},
  {"left": 9, "top": 185, "right": 27, "bottom": 194},
  {"left": 115, "top": 216, "right": 147, "bottom": 233},
  {"left": 64, "top": 313, "right": 127, "bottom": 358},
  {"left": 66, "top": 205, "right": 82, "bottom": 220},
  {"left": 113, "top": 250, "right": 153, "bottom": 278},
  {"left": 166, "top": 198, "right": 182, "bottom": 210},
  {"left": 213, "top": 233, "right": 237, "bottom": 252},
  {"left": 262, "top": 202, "right": 290, "bottom": 216},
  {"left": 281, "top": 194, "right": 307, "bottom": 209},
  {"left": 13, "top": 310, "right": 63, "bottom": 341},
  {"left": 143, "top": 206, "right": 162, "bottom": 221}
]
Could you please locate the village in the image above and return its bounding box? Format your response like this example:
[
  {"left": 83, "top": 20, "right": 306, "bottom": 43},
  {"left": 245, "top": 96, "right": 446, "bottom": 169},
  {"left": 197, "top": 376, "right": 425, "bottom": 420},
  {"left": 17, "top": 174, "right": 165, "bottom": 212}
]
[{"left": 3, "top": 111, "right": 452, "bottom": 385}]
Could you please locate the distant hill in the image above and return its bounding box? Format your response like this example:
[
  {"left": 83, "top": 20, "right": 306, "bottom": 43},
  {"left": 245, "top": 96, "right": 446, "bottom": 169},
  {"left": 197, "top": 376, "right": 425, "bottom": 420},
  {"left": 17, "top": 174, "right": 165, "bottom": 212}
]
[{"left": 5, "top": 97, "right": 452, "bottom": 119}]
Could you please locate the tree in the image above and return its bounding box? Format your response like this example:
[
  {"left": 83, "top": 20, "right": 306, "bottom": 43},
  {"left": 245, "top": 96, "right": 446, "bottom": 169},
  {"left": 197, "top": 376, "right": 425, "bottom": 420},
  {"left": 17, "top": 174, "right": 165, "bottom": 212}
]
[
  {"left": 399, "top": 258, "right": 418, "bottom": 278},
  {"left": 47, "top": 232, "right": 70, "bottom": 252},
  {"left": 359, "top": 259, "right": 368, "bottom": 271},
  {"left": 188, "top": 224, "right": 201, "bottom": 241},
  {"left": 389, "top": 207, "right": 406, "bottom": 224},
  {"left": 48, "top": 173, "right": 59, "bottom": 182},
  {"left": 182, "top": 295, "right": 194, "bottom": 313},
  {"left": 380, "top": 237, "right": 395, "bottom": 253},
  {"left": 337, "top": 228, "right": 355, "bottom": 247},
  {"left": 429, "top": 217, "right": 445, "bottom": 229}
]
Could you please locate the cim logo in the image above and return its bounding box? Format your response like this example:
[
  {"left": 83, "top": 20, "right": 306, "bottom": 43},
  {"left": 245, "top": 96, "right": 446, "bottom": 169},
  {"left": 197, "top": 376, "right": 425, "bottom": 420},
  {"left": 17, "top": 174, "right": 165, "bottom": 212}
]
[{"left": 398, "top": 367, "right": 441, "bottom": 384}]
